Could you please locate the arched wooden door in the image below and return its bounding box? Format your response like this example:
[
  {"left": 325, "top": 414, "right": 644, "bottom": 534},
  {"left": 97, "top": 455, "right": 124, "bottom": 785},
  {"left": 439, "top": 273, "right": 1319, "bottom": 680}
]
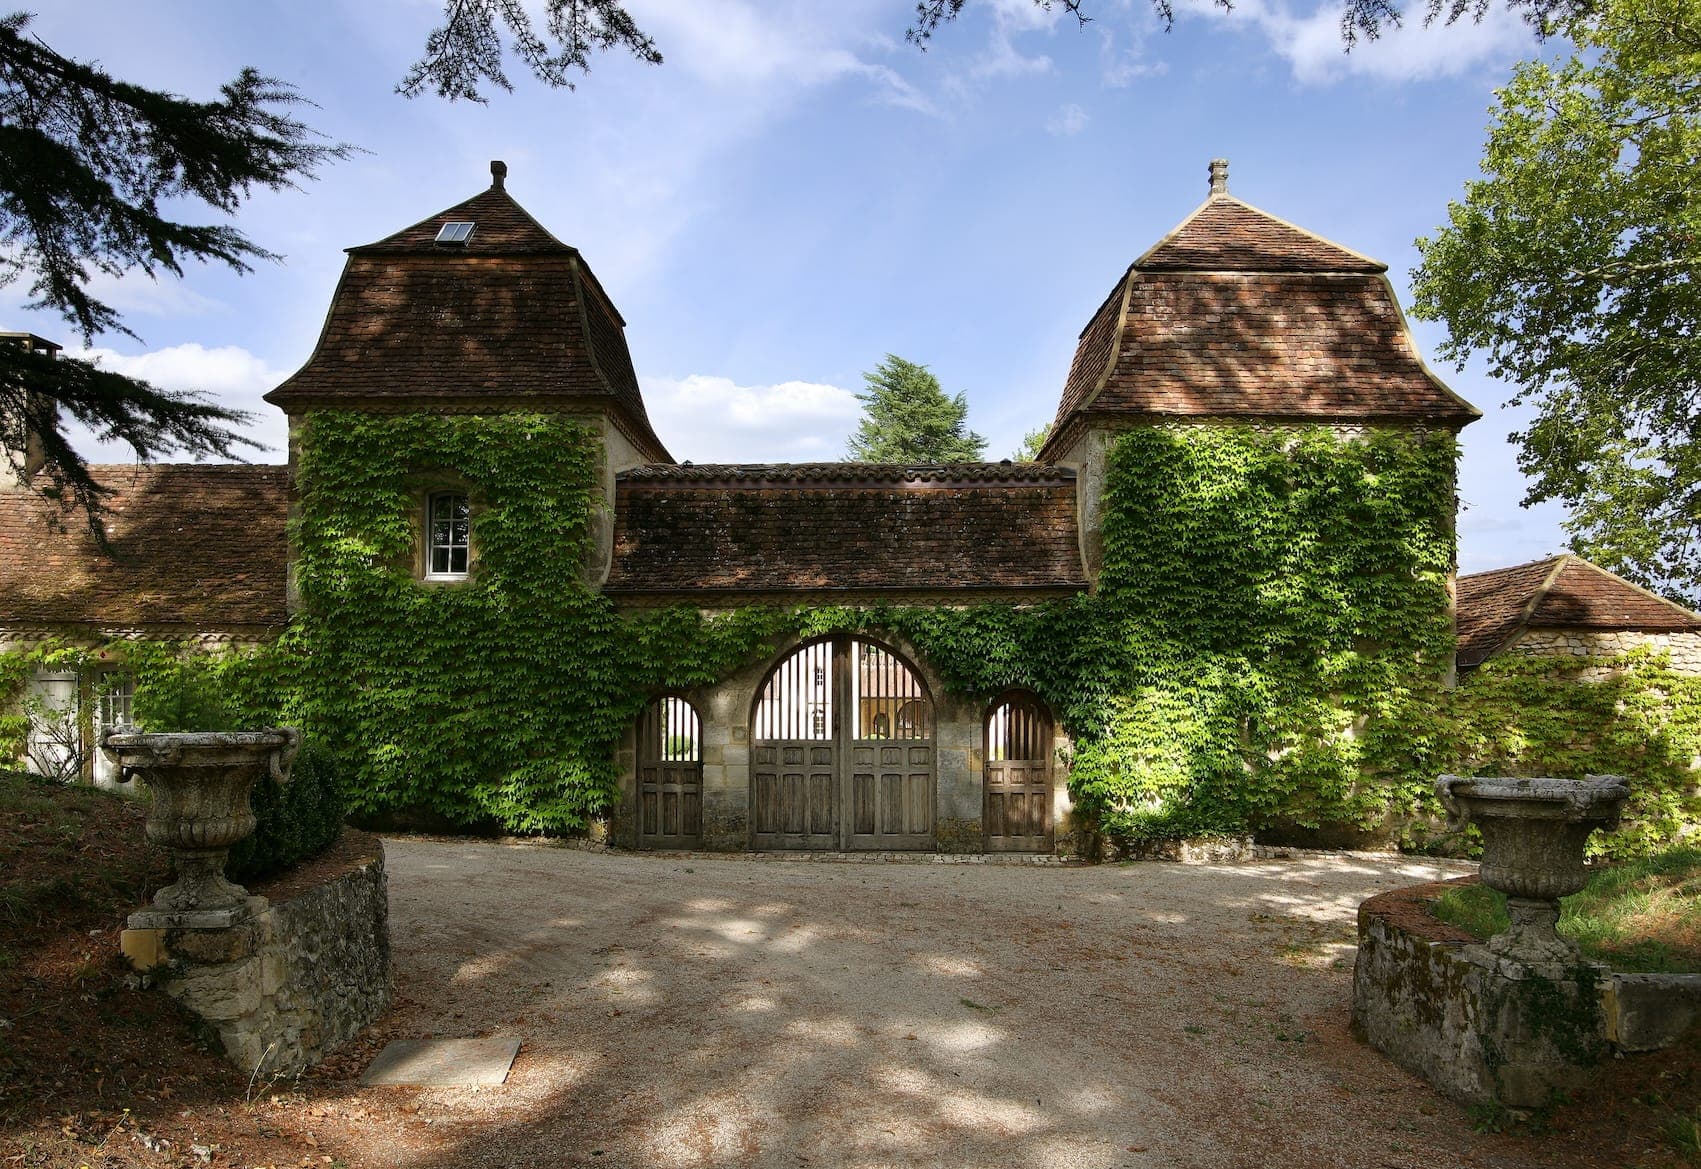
[
  {"left": 984, "top": 693, "right": 1054, "bottom": 852},
  {"left": 750, "top": 636, "right": 935, "bottom": 851},
  {"left": 637, "top": 696, "right": 702, "bottom": 848}
]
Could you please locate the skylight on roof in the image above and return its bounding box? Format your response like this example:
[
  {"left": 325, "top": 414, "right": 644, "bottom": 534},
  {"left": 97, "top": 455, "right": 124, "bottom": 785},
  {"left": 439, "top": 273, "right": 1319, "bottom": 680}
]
[{"left": 435, "top": 222, "right": 475, "bottom": 245}]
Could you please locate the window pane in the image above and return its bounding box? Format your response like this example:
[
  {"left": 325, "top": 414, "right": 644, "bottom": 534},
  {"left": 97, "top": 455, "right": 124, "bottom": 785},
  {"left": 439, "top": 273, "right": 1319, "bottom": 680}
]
[{"left": 429, "top": 492, "right": 470, "bottom": 575}]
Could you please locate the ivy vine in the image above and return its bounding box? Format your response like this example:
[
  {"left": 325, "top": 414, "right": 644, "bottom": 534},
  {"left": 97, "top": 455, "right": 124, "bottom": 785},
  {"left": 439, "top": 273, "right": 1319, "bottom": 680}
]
[{"left": 3, "top": 416, "right": 1695, "bottom": 854}]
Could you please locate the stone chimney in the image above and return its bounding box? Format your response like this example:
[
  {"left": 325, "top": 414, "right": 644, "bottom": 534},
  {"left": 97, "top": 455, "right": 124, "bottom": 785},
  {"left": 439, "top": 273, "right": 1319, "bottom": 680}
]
[
  {"left": 490, "top": 159, "right": 507, "bottom": 190},
  {"left": 1209, "top": 158, "right": 1229, "bottom": 196},
  {"left": 0, "top": 333, "right": 55, "bottom": 491}
]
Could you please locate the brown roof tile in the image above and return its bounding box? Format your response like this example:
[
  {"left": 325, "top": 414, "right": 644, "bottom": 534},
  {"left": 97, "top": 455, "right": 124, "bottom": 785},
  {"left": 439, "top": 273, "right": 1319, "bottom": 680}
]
[
  {"left": 1456, "top": 554, "right": 1701, "bottom": 668},
  {"left": 1138, "top": 197, "right": 1386, "bottom": 274},
  {"left": 1041, "top": 193, "right": 1477, "bottom": 460},
  {"left": 265, "top": 178, "right": 670, "bottom": 462},
  {"left": 0, "top": 465, "right": 289, "bottom": 633},
  {"left": 607, "top": 464, "right": 1085, "bottom": 597}
]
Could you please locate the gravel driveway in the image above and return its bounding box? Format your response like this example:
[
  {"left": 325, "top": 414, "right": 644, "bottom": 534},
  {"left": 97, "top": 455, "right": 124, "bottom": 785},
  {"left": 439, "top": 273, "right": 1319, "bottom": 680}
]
[{"left": 361, "top": 840, "right": 1576, "bottom": 1169}]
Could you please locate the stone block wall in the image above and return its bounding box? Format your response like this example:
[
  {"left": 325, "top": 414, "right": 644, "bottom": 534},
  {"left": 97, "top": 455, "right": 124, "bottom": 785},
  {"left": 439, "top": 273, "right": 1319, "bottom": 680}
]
[
  {"left": 1352, "top": 879, "right": 1701, "bottom": 1108},
  {"left": 122, "top": 835, "right": 391, "bottom": 1075},
  {"left": 1506, "top": 628, "right": 1701, "bottom": 674}
]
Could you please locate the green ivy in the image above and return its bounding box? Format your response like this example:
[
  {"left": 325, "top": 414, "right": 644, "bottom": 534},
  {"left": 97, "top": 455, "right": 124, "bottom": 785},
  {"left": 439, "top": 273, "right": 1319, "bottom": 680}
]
[{"left": 1, "top": 416, "right": 1694, "bottom": 855}]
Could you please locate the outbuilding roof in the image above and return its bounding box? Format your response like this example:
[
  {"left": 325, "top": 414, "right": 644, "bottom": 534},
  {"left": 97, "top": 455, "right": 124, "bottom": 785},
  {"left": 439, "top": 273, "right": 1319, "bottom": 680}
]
[
  {"left": 1041, "top": 169, "right": 1477, "bottom": 461},
  {"left": 265, "top": 163, "right": 670, "bottom": 462},
  {"left": 606, "top": 463, "right": 1086, "bottom": 600},
  {"left": 1455, "top": 554, "right": 1701, "bottom": 669},
  {"left": 0, "top": 465, "right": 289, "bottom": 635}
]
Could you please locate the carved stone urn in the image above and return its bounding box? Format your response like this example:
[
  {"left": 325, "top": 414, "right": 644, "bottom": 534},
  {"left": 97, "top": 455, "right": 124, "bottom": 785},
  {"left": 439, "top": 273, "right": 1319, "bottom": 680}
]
[
  {"left": 1436, "top": 774, "right": 1631, "bottom": 966},
  {"left": 105, "top": 729, "right": 301, "bottom": 928}
]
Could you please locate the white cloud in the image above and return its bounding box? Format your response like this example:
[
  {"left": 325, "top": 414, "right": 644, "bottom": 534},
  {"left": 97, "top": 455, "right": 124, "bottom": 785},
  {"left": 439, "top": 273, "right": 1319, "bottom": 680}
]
[
  {"left": 62, "top": 343, "right": 289, "bottom": 461},
  {"left": 1097, "top": 20, "right": 1169, "bottom": 85},
  {"left": 627, "top": 0, "right": 936, "bottom": 110},
  {"left": 1184, "top": 0, "right": 1536, "bottom": 84},
  {"left": 1047, "top": 102, "right": 1090, "bottom": 136},
  {"left": 644, "top": 373, "right": 862, "bottom": 463}
]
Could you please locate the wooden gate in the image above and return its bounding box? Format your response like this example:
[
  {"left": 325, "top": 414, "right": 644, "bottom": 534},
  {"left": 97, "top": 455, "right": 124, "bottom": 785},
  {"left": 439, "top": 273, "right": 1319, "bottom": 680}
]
[
  {"left": 984, "top": 693, "right": 1053, "bottom": 852},
  {"left": 637, "top": 696, "right": 702, "bottom": 847},
  {"left": 751, "top": 637, "right": 934, "bottom": 851}
]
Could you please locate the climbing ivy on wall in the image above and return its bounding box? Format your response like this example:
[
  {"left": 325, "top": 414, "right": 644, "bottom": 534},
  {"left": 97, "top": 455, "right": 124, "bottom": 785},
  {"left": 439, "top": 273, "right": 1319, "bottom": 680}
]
[{"left": 4, "top": 415, "right": 1695, "bottom": 853}]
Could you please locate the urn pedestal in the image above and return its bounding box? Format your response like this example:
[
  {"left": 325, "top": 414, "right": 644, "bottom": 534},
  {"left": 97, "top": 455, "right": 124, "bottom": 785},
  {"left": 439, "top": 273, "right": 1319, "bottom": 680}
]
[
  {"left": 105, "top": 729, "right": 301, "bottom": 929},
  {"left": 1436, "top": 774, "right": 1631, "bottom": 967}
]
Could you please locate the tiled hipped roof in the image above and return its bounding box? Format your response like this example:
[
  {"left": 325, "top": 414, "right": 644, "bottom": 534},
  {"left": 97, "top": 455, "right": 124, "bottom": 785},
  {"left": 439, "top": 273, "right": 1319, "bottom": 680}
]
[
  {"left": 606, "top": 464, "right": 1086, "bottom": 599},
  {"left": 265, "top": 177, "right": 670, "bottom": 462},
  {"left": 1041, "top": 193, "right": 1477, "bottom": 460},
  {"left": 0, "top": 466, "right": 289, "bottom": 633},
  {"left": 1455, "top": 555, "right": 1701, "bottom": 669}
]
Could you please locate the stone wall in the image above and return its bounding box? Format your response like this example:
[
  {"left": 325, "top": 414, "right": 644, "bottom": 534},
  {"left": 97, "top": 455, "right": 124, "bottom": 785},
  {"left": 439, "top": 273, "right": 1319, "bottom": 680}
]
[
  {"left": 1506, "top": 628, "right": 1701, "bottom": 674},
  {"left": 122, "top": 833, "right": 392, "bottom": 1076},
  {"left": 1352, "top": 879, "right": 1701, "bottom": 1108}
]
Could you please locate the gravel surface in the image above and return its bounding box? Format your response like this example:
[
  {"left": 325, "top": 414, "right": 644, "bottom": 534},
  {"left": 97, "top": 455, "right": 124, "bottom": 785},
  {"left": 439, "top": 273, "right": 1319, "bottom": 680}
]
[{"left": 336, "top": 840, "right": 1628, "bottom": 1169}]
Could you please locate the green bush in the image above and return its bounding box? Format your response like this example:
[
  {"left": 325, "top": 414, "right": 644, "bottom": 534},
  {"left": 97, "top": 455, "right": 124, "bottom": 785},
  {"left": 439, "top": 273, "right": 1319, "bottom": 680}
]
[{"left": 226, "top": 741, "right": 346, "bottom": 883}]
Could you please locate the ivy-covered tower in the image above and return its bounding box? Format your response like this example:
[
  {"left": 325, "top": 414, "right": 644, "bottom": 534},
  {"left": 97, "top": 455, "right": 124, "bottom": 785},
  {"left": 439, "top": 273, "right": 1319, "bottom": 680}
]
[
  {"left": 264, "top": 160, "right": 671, "bottom": 586},
  {"left": 1040, "top": 159, "right": 1479, "bottom": 581}
]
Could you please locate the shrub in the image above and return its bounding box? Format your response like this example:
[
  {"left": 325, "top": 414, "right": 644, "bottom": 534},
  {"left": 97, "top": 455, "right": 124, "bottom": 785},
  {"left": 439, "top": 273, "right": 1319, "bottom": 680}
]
[{"left": 226, "top": 741, "right": 346, "bottom": 883}]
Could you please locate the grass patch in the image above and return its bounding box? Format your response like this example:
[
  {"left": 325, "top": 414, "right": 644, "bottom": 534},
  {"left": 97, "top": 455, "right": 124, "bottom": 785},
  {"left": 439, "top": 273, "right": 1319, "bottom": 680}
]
[{"left": 1433, "top": 847, "right": 1701, "bottom": 973}]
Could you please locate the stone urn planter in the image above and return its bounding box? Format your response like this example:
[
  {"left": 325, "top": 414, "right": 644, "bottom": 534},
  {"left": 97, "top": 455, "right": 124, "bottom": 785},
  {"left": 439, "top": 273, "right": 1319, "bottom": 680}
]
[
  {"left": 1436, "top": 774, "right": 1631, "bottom": 966},
  {"left": 104, "top": 729, "right": 301, "bottom": 928}
]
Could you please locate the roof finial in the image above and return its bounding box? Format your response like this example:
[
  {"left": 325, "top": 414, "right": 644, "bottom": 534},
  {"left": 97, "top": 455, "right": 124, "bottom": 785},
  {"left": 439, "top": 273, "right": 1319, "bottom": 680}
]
[
  {"left": 1209, "top": 158, "right": 1229, "bottom": 197},
  {"left": 491, "top": 159, "right": 508, "bottom": 190}
]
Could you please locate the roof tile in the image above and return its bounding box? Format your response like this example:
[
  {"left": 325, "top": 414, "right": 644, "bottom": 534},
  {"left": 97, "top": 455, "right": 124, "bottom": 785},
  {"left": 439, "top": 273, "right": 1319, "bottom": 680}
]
[{"left": 0, "top": 466, "right": 288, "bottom": 632}]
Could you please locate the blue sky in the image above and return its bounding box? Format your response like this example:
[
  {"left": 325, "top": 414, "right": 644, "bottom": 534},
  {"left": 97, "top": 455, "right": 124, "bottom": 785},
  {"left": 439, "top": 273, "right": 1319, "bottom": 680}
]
[{"left": 11, "top": 0, "right": 1572, "bottom": 572}]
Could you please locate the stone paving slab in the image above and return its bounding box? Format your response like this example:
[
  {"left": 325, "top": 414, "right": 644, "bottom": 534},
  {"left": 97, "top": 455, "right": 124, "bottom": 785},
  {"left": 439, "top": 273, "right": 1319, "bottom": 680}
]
[{"left": 361, "top": 1037, "right": 521, "bottom": 1086}]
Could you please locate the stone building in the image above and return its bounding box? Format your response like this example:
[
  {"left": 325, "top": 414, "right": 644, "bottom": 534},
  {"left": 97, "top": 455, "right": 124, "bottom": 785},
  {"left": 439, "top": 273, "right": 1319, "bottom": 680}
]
[
  {"left": 1456, "top": 554, "right": 1701, "bottom": 675},
  {"left": 2, "top": 159, "right": 1495, "bottom": 850}
]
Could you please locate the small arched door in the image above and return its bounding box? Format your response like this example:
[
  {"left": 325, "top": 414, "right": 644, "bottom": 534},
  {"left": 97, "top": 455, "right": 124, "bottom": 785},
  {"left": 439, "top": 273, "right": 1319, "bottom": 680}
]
[
  {"left": 637, "top": 696, "right": 702, "bottom": 848},
  {"left": 750, "top": 636, "right": 935, "bottom": 851},
  {"left": 984, "top": 693, "right": 1054, "bottom": 852}
]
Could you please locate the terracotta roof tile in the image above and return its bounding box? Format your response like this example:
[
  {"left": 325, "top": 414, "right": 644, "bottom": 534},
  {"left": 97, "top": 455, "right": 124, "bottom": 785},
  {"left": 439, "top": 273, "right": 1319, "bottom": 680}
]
[
  {"left": 1138, "top": 197, "right": 1385, "bottom": 273},
  {"left": 0, "top": 465, "right": 288, "bottom": 632},
  {"left": 265, "top": 180, "right": 670, "bottom": 461},
  {"left": 607, "top": 465, "right": 1085, "bottom": 597},
  {"left": 1456, "top": 555, "right": 1701, "bottom": 668},
  {"left": 1041, "top": 193, "right": 1477, "bottom": 460}
]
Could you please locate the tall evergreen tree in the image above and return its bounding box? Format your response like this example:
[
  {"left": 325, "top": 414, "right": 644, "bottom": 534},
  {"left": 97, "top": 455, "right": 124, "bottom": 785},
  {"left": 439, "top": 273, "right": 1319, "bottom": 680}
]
[
  {"left": 0, "top": 12, "right": 348, "bottom": 531},
  {"left": 846, "top": 354, "right": 986, "bottom": 463}
]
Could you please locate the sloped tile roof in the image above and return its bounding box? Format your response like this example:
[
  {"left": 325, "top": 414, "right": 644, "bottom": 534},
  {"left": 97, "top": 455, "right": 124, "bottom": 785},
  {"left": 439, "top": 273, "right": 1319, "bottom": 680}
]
[
  {"left": 265, "top": 176, "right": 670, "bottom": 462},
  {"left": 606, "top": 464, "right": 1085, "bottom": 598},
  {"left": 1040, "top": 191, "right": 1477, "bottom": 460},
  {"left": 0, "top": 465, "right": 289, "bottom": 633},
  {"left": 1456, "top": 554, "right": 1701, "bottom": 668},
  {"left": 1138, "top": 197, "right": 1386, "bottom": 273}
]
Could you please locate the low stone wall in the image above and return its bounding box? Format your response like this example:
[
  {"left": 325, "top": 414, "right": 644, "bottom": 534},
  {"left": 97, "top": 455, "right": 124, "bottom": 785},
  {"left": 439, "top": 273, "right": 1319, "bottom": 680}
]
[
  {"left": 1352, "top": 879, "right": 1701, "bottom": 1108},
  {"left": 122, "top": 830, "right": 392, "bottom": 1076}
]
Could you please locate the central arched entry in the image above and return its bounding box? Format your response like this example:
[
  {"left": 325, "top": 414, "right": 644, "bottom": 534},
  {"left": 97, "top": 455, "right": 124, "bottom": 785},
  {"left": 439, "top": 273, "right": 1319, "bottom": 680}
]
[{"left": 750, "top": 636, "right": 935, "bottom": 850}]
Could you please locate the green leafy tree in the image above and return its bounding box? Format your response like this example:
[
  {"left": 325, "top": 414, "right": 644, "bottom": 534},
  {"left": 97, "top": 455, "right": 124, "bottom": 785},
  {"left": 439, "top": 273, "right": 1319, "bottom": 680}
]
[
  {"left": 1014, "top": 423, "right": 1051, "bottom": 462},
  {"left": 0, "top": 12, "right": 348, "bottom": 530},
  {"left": 404, "top": 0, "right": 1577, "bottom": 103},
  {"left": 1411, "top": 0, "right": 1701, "bottom": 603},
  {"left": 847, "top": 355, "right": 987, "bottom": 464}
]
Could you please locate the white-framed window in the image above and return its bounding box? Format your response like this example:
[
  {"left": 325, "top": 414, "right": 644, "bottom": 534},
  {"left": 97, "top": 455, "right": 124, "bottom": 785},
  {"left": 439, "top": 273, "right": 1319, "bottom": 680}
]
[
  {"left": 98, "top": 674, "right": 135, "bottom": 732},
  {"left": 426, "top": 491, "right": 471, "bottom": 578}
]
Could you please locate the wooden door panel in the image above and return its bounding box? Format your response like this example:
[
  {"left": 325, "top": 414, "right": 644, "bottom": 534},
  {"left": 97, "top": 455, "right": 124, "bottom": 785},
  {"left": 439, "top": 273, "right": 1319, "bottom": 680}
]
[{"left": 752, "top": 740, "right": 836, "bottom": 849}]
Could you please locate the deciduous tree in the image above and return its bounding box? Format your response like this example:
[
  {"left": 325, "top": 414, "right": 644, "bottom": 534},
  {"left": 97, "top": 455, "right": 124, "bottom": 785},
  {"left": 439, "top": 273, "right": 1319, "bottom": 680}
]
[{"left": 1411, "top": 0, "right": 1701, "bottom": 602}]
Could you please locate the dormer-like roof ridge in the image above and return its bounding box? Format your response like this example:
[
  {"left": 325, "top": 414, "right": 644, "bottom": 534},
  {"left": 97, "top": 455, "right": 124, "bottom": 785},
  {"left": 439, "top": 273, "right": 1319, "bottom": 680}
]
[
  {"left": 1038, "top": 160, "right": 1477, "bottom": 462},
  {"left": 265, "top": 161, "right": 670, "bottom": 462}
]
